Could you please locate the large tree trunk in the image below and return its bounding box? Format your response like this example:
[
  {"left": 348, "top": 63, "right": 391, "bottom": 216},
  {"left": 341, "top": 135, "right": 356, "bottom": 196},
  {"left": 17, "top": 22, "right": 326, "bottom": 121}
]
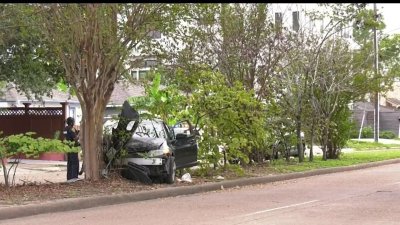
[
  {"left": 81, "top": 100, "right": 106, "bottom": 181},
  {"left": 1, "top": 160, "right": 9, "bottom": 187},
  {"left": 296, "top": 114, "right": 304, "bottom": 163},
  {"left": 309, "top": 117, "right": 315, "bottom": 162},
  {"left": 326, "top": 130, "right": 339, "bottom": 159},
  {"left": 321, "top": 121, "right": 329, "bottom": 161},
  {"left": 78, "top": 73, "right": 116, "bottom": 181}
]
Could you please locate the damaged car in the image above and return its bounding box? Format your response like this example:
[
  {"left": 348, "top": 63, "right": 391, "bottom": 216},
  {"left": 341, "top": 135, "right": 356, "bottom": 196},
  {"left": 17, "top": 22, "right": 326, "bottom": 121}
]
[{"left": 104, "top": 101, "right": 199, "bottom": 184}]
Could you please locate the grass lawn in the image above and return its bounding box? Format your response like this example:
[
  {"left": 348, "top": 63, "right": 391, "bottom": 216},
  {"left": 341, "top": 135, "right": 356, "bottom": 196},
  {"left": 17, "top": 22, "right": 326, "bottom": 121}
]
[
  {"left": 345, "top": 140, "right": 400, "bottom": 150},
  {"left": 269, "top": 150, "right": 400, "bottom": 174}
]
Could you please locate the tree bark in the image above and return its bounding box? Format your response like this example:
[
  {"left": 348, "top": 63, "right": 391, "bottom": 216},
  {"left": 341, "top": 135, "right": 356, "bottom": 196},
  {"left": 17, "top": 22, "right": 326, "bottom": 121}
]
[
  {"left": 296, "top": 114, "right": 304, "bottom": 162},
  {"left": 309, "top": 116, "right": 315, "bottom": 162},
  {"left": 81, "top": 98, "right": 107, "bottom": 181},
  {"left": 322, "top": 121, "right": 329, "bottom": 161},
  {"left": 1, "top": 160, "right": 9, "bottom": 187}
]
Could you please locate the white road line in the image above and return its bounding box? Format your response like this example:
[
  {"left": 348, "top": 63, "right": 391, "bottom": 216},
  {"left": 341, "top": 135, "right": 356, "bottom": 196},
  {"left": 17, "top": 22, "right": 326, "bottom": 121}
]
[{"left": 243, "top": 200, "right": 319, "bottom": 217}]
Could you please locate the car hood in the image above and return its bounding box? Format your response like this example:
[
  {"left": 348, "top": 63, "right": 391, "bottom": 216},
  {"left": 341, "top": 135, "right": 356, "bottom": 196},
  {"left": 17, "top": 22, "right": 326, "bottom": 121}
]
[
  {"left": 111, "top": 101, "right": 140, "bottom": 150},
  {"left": 125, "top": 137, "right": 165, "bottom": 153}
]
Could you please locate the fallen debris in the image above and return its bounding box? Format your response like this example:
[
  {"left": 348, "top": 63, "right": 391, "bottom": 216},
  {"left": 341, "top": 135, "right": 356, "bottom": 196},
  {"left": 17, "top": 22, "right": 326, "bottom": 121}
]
[
  {"left": 181, "top": 173, "right": 192, "bottom": 183},
  {"left": 216, "top": 175, "right": 224, "bottom": 180},
  {"left": 121, "top": 162, "right": 152, "bottom": 185}
]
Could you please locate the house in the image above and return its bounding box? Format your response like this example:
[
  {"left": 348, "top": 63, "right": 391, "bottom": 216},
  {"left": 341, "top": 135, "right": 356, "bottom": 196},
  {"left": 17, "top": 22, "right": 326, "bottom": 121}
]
[
  {"left": 351, "top": 101, "right": 400, "bottom": 137},
  {"left": 381, "top": 80, "right": 400, "bottom": 109},
  {"left": 105, "top": 81, "right": 145, "bottom": 120},
  {"left": 0, "top": 83, "right": 82, "bottom": 124},
  {"left": 0, "top": 82, "right": 146, "bottom": 125},
  {"left": 351, "top": 80, "right": 400, "bottom": 137}
]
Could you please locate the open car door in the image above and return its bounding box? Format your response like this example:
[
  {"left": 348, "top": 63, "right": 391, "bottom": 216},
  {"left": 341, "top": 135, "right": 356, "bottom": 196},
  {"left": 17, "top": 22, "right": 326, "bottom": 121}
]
[{"left": 171, "top": 120, "right": 198, "bottom": 169}]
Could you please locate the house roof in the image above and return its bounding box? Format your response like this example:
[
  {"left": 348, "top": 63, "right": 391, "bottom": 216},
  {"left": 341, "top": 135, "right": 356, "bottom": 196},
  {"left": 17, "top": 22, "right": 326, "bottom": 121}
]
[
  {"left": 1, "top": 81, "right": 145, "bottom": 107},
  {"left": 107, "top": 81, "right": 145, "bottom": 106},
  {"left": 0, "top": 84, "right": 79, "bottom": 104},
  {"left": 352, "top": 101, "right": 396, "bottom": 112},
  {"left": 386, "top": 98, "right": 400, "bottom": 108}
]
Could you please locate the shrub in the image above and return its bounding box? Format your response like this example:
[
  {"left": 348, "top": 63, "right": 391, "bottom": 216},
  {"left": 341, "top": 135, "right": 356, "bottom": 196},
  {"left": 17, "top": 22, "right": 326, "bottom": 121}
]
[
  {"left": 349, "top": 124, "right": 373, "bottom": 139},
  {"left": 361, "top": 126, "right": 374, "bottom": 138},
  {"left": 1, "top": 132, "right": 78, "bottom": 187},
  {"left": 379, "top": 130, "right": 396, "bottom": 139}
]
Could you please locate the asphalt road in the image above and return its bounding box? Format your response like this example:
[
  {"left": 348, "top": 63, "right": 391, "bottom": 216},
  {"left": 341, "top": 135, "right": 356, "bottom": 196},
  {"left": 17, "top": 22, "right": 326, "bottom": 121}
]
[{"left": 2, "top": 163, "right": 400, "bottom": 225}]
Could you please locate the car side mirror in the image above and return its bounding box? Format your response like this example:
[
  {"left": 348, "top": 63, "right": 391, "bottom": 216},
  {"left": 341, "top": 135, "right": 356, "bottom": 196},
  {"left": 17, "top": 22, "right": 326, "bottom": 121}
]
[
  {"left": 175, "top": 133, "right": 187, "bottom": 140},
  {"left": 193, "top": 130, "right": 200, "bottom": 136}
]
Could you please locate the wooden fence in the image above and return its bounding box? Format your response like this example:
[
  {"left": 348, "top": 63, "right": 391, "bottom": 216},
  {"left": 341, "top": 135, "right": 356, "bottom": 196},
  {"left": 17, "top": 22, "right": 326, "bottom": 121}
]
[{"left": 0, "top": 103, "right": 68, "bottom": 160}]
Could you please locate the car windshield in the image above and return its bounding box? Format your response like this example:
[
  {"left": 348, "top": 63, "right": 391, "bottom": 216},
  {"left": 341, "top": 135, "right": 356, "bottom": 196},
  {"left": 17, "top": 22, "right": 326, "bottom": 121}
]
[{"left": 134, "top": 120, "right": 165, "bottom": 138}]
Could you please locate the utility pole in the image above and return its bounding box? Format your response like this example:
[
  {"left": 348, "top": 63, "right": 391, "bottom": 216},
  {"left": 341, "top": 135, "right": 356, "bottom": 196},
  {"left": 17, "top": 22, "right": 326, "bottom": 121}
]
[{"left": 373, "top": 3, "right": 380, "bottom": 142}]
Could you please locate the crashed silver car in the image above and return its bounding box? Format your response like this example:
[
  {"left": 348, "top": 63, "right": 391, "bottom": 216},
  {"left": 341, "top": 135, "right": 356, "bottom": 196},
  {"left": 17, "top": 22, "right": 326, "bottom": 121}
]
[{"left": 104, "top": 101, "right": 198, "bottom": 184}]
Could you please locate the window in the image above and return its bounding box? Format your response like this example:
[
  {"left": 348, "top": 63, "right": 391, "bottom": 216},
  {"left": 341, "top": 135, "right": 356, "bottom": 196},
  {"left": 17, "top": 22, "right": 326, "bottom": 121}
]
[
  {"left": 69, "top": 107, "right": 76, "bottom": 121},
  {"left": 134, "top": 120, "right": 167, "bottom": 139},
  {"left": 275, "top": 12, "right": 282, "bottom": 30},
  {"left": 292, "top": 11, "right": 299, "bottom": 32},
  {"left": 162, "top": 122, "right": 174, "bottom": 140},
  {"left": 139, "top": 70, "right": 148, "bottom": 80},
  {"left": 145, "top": 60, "right": 157, "bottom": 67},
  {"left": 173, "top": 121, "right": 191, "bottom": 136},
  {"left": 131, "top": 70, "right": 139, "bottom": 80}
]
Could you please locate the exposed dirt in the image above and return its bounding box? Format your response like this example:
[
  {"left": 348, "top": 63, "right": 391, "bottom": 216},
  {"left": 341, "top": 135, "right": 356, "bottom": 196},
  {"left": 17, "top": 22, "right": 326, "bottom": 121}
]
[{"left": 0, "top": 164, "right": 277, "bottom": 206}]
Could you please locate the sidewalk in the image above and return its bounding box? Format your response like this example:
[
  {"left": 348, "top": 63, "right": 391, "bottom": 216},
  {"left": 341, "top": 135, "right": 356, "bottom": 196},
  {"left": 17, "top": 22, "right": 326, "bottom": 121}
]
[
  {"left": 351, "top": 138, "right": 400, "bottom": 145},
  {"left": 16, "top": 159, "right": 67, "bottom": 166},
  {"left": 0, "top": 159, "right": 82, "bottom": 185}
]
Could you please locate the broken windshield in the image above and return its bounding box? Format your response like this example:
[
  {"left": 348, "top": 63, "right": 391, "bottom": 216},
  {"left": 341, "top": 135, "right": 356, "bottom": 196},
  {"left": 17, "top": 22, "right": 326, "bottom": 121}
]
[{"left": 134, "top": 120, "right": 166, "bottom": 139}]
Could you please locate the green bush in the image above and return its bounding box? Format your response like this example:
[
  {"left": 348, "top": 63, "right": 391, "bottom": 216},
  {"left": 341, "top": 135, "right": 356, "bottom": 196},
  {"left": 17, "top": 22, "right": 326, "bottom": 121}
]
[
  {"left": 349, "top": 125, "right": 374, "bottom": 139},
  {"left": 379, "top": 130, "right": 396, "bottom": 139},
  {"left": 361, "top": 126, "right": 374, "bottom": 138},
  {"left": 349, "top": 127, "right": 360, "bottom": 139},
  {"left": 350, "top": 127, "right": 396, "bottom": 139},
  {"left": 1, "top": 132, "right": 78, "bottom": 187}
]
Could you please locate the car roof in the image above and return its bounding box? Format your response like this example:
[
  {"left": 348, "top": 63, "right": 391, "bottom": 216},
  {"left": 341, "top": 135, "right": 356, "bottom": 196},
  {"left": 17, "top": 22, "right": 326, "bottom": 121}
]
[{"left": 140, "top": 119, "right": 164, "bottom": 124}]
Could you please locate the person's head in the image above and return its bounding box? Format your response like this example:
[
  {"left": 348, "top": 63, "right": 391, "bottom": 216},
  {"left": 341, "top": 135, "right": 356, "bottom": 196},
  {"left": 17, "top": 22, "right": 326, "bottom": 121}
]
[{"left": 66, "top": 117, "right": 75, "bottom": 126}]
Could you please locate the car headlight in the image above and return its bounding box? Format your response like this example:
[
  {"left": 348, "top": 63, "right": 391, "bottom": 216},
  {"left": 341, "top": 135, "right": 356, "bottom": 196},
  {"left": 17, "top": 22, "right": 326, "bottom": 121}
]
[
  {"left": 147, "top": 142, "right": 171, "bottom": 157},
  {"left": 161, "top": 142, "right": 171, "bottom": 156},
  {"left": 147, "top": 149, "right": 165, "bottom": 158}
]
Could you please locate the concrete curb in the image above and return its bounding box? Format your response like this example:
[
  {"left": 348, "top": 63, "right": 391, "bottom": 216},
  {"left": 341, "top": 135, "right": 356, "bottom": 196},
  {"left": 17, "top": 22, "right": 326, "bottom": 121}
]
[{"left": 1, "top": 158, "right": 400, "bottom": 221}]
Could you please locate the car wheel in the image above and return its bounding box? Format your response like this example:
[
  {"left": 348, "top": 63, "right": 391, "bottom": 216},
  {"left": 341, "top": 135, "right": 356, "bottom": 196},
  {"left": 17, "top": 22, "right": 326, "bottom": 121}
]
[{"left": 164, "top": 156, "right": 176, "bottom": 184}]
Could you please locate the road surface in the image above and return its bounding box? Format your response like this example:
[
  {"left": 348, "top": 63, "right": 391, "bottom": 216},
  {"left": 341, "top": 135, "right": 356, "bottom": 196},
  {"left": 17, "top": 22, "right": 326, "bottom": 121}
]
[{"left": 2, "top": 163, "right": 400, "bottom": 225}]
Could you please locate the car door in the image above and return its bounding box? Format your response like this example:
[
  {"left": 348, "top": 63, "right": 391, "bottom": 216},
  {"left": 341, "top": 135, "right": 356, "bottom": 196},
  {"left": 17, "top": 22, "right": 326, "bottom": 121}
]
[{"left": 169, "top": 121, "right": 198, "bottom": 169}]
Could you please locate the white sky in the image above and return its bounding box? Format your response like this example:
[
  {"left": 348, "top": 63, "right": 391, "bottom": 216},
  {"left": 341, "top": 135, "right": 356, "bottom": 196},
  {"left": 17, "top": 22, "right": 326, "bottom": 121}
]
[
  {"left": 271, "top": 3, "right": 400, "bottom": 36},
  {"left": 379, "top": 3, "right": 400, "bottom": 35}
]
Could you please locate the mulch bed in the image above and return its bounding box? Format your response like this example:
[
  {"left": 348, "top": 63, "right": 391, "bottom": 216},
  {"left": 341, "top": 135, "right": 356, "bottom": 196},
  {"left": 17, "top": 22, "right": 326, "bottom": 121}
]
[{"left": 0, "top": 164, "right": 275, "bottom": 206}]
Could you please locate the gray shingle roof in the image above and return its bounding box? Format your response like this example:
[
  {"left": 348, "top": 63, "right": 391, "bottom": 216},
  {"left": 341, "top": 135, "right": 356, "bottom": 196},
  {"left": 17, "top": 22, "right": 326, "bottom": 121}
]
[
  {"left": 1, "top": 82, "right": 145, "bottom": 106},
  {"left": 386, "top": 98, "right": 400, "bottom": 108},
  {"left": 0, "top": 84, "right": 79, "bottom": 103},
  {"left": 353, "top": 101, "right": 395, "bottom": 112},
  {"left": 107, "top": 81, "right": 145, "bottom": 106}
]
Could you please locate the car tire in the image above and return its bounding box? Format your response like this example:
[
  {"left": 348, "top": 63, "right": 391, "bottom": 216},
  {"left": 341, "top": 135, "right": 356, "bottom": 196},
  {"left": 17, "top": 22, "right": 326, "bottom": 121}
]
[{"left": 164, "top": 156, "right": 176, "bottom": 184}]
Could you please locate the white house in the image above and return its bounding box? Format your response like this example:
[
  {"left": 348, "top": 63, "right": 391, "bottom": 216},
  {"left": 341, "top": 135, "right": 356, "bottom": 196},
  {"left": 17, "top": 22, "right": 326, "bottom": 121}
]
[{"left": 0, "top": 83, "right": 82, "bottom": 125}]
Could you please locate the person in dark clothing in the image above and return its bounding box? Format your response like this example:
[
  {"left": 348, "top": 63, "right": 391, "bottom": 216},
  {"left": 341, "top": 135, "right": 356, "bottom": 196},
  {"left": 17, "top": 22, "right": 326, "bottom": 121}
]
[{"left": 64, "top": 117, "right": 80, "bottom": 181}]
